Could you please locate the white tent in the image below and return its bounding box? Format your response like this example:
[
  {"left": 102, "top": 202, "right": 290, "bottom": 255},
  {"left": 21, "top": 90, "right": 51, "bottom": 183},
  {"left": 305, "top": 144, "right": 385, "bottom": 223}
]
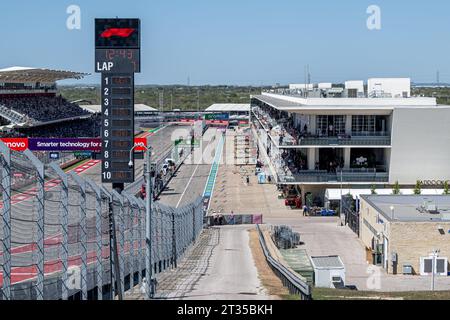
[{"left": 325, "top": 188, "right": 445, "bottom": 201}]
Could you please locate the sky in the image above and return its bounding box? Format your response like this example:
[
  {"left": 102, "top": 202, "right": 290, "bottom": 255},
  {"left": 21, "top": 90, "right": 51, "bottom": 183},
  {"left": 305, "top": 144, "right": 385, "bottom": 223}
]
[{"left": 1, "top": 0, "right": 450, "bottom": 85}]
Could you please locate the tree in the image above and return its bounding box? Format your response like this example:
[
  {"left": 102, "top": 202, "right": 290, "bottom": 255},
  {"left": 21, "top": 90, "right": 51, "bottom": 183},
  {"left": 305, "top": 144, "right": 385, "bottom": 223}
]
[
  {"left": 392, "top": 181, "right": 401, "bottom": 195},
  {"left": 414, "top": 180, "right": 422, "bottom": 195},
  {"left": 370, "top": 185, "right": 377, "bottom": 195},
  {"left": 444, "top": 181, "right": 450, "bottom": 195}
]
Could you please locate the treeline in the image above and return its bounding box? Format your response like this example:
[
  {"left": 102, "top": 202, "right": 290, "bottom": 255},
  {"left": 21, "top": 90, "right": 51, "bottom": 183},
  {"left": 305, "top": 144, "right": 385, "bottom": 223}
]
[{"left": 59, "top": 85, "right": 266, "bottom": 111}]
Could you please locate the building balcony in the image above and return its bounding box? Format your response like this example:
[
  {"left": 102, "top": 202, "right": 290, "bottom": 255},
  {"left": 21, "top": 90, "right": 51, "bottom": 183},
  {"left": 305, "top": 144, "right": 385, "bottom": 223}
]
[
  {"left": 292, "top": 135, "right": 391, "bottom": 147},
  {"left": 252, "top": 108, "right": 392, "bottom": 147},
  {"left": 277, "top": 169, "right": 389, "bottom": 184}
]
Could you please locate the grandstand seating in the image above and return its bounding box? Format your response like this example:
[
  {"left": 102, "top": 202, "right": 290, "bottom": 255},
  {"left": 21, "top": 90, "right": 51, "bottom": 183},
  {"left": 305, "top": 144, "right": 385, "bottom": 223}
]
[
  {"left": 16, "top": 115, "right": 101, "bottom": 138},
  {"left": 0, "top": 95, "right": 90, "bottom": 123},
  {"left": 0, "top": 104, "right": 29, "bottom": 125}
]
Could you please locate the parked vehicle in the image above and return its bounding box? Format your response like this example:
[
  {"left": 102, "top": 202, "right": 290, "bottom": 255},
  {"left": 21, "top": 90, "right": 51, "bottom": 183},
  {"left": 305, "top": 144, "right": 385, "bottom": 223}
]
[{"left": 284, "top": 189, "right": 302, "bottom": 208}]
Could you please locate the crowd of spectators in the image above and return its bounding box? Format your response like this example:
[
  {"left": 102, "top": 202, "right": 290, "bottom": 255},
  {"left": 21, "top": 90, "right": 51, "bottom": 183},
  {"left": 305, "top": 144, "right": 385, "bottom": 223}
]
[
  {"left": 0, "top": 95, "right": 90, "bottom": 123},
  {"left": 0, "top": 115, "right": 101, "bottom": 139},
  {"left": 18, "top": 115, "right": 101, "bottom": 138}
]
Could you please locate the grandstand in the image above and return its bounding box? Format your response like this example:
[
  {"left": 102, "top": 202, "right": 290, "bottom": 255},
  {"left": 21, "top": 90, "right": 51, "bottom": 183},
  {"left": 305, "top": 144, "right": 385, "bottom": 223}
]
[{"left": 0, "top": 67, "right": 95, "bottom": 137}]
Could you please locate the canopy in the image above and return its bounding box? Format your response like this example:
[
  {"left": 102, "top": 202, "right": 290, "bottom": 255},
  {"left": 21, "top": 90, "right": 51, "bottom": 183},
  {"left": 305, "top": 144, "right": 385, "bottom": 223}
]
[
  {"left": 0, "top": 67, "right": 88, "bottom": 83},
  {"left": 325, "top": 188, "right": 445, "bottom": 201}
]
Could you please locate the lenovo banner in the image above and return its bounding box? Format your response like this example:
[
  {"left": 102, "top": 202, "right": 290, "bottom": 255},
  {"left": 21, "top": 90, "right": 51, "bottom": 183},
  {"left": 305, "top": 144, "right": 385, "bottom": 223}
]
[
  {"left": 134, "top": 137, "right": 148, "bottom": 152},
  {"left": 0, "top": 138, "right": 29, "bottom": 152},
  {"left": 2, "top": 137, "right": 147, "bottom": 152}
]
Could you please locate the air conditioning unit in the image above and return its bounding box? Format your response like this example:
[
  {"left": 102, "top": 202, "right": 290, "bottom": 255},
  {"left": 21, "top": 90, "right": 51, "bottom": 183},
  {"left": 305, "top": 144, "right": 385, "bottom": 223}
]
[
  {"left": 403, "top": 264, "right": 413, "bottom": 275},
  {"left": 426, "top": 203, "right": 438, "bottom": 213}
]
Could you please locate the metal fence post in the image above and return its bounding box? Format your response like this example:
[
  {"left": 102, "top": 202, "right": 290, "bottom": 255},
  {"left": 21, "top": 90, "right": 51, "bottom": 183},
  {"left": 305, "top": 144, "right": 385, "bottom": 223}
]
[
  {"left": 123, "top": 193, "right": 138, "bottom": 292},
  {"left": 0, "top": 141, "right": 11, "bottom": 300},
  {"left": 192, "top": 206, "right": 196, "bottom": 243},
  {"left": 23, "top": 150, "right": 45, "bottom": 300},
  {"left": 136, "top": 198, "right": 145, "bottom": 287},
  {"left": 49, "top": 163, "right": 69, "bottom": 300},
  {"left": 171, "top": 211, "right": 177, "bottom": 268},
  {"left": 102, "top": 186, "right": 121, "bottom": 300},
  {"left": 69, "top": 172, "right": 87, "bottom": 300},
  {"left": 86, "top": 178, "right": 104, "bottom": 300},
  {"left": 111, "top": 190, "right": 125, "bottom": 299}
]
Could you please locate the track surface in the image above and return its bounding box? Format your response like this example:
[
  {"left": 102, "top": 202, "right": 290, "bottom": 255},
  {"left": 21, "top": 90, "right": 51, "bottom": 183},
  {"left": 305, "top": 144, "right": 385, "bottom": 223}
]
[
  {"left": 157, "top": 128, "right": 220, "bottom": 208},
  {"left": 81, "top": 125, "right": 182, "bottom": 187}
]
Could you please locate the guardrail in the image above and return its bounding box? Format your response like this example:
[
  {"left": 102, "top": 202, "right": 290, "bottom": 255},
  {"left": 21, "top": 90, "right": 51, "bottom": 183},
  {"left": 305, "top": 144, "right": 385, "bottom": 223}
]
[{"left": 256, "top": 225, "right": 312, "bottom": 300}]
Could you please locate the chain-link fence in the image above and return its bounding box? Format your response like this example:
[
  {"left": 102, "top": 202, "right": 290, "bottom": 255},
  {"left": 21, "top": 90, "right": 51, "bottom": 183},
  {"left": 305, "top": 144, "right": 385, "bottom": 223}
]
[{"left": 0, "top": 141, "right": 204, "bottom": 300}]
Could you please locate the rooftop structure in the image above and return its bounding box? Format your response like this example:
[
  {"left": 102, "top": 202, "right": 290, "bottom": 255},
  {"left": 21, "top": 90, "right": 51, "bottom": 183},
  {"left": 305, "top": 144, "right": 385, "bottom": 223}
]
[
  {"left": 0, "top": 66, "right": 88, "bottom": 83},
  {"left": 80, "top": 104, "right": 158, "bottom": 114},
  {"left": 361, "top": 195, "right": 450, "bottom": 222},
  {"left": 205, "top": 103, "right": 250, "bottom": 113},
  {"left": 310, "top": 256, "right": 345, "bottom": 269}
]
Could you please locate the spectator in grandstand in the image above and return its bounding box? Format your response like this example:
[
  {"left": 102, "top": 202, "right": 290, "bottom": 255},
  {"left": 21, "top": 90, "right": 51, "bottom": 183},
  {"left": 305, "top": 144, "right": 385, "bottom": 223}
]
[
  {"left": 12, "top": 115, "right": 101, "bottom": 138},
  {"left": 0, "top": 95, "right": 90, "bottom": 123}
]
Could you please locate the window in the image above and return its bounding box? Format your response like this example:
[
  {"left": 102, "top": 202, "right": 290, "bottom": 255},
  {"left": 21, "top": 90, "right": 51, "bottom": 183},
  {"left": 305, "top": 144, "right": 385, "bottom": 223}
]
[
  {"left": 352, "top": 115, "right": 376, "bottom": 135},
  {"left": 316, "top": 115, "right": 346, "bottom": 136},
  {"left": 420, "top": 257, "right": 448, "bottom": 276}
]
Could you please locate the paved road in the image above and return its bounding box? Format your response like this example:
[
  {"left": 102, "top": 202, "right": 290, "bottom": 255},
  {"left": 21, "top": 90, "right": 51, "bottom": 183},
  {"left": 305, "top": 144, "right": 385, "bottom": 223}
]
[
  {"left": 182, "top": 226, "right": 270, "bottom": 300},
  {"left": 135, "top": 226, "right": 271, "bottom": 300},
  {"left": 158, "top": 128, "right": 220, "bottom": 208}
]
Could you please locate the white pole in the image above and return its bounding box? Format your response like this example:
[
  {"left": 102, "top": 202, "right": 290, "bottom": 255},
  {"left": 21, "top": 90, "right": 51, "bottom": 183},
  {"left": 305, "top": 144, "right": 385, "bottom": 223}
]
[
  {"left": 431, "top": 250, "right": 438, "bottom": 291},
  {"left": 340, "top": 169, "right": 343, "bottom": 225}
]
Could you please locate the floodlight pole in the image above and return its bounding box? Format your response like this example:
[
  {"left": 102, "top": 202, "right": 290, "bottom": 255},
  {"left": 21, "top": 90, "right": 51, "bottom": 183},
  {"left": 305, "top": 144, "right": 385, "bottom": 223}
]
[
  {"left": 431, "top": 249, "right": 439, "bottom": 291},
  {"left": 340, "top": 169, "right": 344, "bottom": 226},
  {"left": 129, "top": 145, "right": 154, "bottom": 299}
]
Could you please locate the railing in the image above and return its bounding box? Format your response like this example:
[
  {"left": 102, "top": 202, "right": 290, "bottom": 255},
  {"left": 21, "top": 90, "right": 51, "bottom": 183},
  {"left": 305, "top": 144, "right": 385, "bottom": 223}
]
[
  {"left": 253, "top": 108, "right": 391, "bottom": 147},
  {"left": 256, "top": 225, "right": 311, "bottom": 300},
  {"left": 0, "top": 140, "right": 204, "bottom": 300},
  {"left": 0, "top": 105, "right": 28, "bottom": 125},
  {"left": 295, "top": 136, "right": 391, "bottom": 146},
  {"left": 278, "top": 171, "right": 389, "bottom": 183}
]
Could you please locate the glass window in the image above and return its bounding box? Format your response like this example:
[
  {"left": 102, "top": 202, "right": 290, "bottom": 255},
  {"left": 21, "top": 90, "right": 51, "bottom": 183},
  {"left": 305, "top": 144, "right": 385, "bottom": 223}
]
[{"left": 352, "top": 115, "right": 376, "bottom": 135}]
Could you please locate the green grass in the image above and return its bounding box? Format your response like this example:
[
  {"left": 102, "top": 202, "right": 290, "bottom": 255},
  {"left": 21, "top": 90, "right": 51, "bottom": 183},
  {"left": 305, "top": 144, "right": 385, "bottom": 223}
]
[{"left": 312, "top": 287, "right": 450, "bottom": 300}]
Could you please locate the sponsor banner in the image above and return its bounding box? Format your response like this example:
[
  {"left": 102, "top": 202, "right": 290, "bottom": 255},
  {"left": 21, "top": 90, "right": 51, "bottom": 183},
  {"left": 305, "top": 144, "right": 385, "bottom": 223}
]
[
  {"left": 205, "top": 113, "right": 229, "bottom": 121},
  {"left": 0, "top": 138, "right": 29, "bottom": 151},
  {"left": 74, "top": 151, "right": 93, "bottom": 158},
  {"left": 28, "top": 138, "right": 102, "bottom": 152},
  {"left": 3, "top": 137, "right": 147, "bottom": 152},
  {"left": 206, "top": 120, "right": 230, "bottom": 125},
  {"left": 134, "top": 137, "right": 147, "bottom": 151}
]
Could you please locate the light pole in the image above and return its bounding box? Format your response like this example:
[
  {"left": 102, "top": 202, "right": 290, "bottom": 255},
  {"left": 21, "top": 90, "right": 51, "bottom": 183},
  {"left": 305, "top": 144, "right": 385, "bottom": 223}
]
[
  {"left": 339, "top": 169, "right": 344, "bottom": 226},
  {"left": 128, "top": 144, "right": 154, "bottom": 299},
  {"left": 431, "top": 249, "right": 440, "bottom": 291},
  {"left": 390, "top": 206, "right": 395, "bottom": 221}
]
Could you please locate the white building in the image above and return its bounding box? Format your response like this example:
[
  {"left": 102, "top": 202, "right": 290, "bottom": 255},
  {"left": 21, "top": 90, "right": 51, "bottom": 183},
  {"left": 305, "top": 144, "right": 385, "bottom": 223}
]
[
  {"left": 251, "top": 78, "right": 450, "bottom": 204},
  {"left": 310, "top": 256, "right": 346, "bottom": 288},
  {"left": 367, "top": 78, "right": 411, "bottom": 98},
  {"left": 345, "top": 80, "right": 365, "bottom": 98},
  {"left": 289, "top": 83, "right": 314, "bottom": 90}
]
